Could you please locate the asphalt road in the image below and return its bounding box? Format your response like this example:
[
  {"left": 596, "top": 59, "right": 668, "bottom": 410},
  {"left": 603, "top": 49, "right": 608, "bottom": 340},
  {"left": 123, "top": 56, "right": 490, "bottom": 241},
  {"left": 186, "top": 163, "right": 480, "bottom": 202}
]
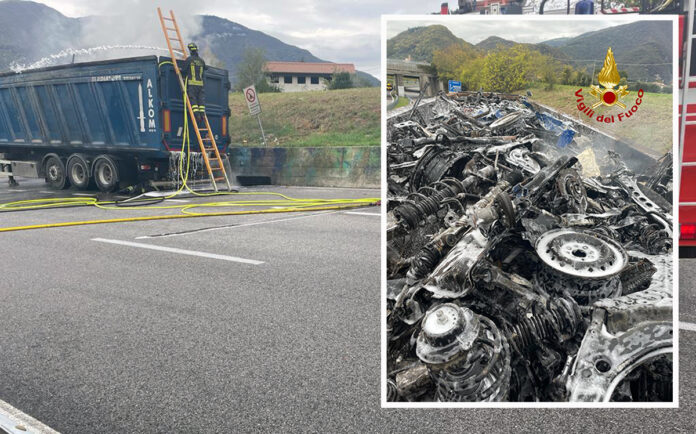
[{"left": 0, "top": 179, "right": 693, "bottom": 432}]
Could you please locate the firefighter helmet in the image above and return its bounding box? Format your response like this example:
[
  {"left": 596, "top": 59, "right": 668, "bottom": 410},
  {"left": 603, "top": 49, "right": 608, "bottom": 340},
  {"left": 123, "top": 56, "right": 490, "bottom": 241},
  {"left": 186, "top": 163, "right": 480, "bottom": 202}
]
[{"left": 188, "top": 42, "right": 198, "bottom": 54}]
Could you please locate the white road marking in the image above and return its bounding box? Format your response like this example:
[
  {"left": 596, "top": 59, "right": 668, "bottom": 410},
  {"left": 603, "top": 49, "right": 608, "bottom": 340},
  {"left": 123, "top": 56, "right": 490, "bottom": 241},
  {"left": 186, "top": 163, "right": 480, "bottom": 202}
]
[
  {"left": 72, "top": 193, "right": 95, "bottom": 197},
  {"left": 164, "top": 199, "right": 189, "bottom": 203},
  {"left": 0, "top": 398, "right": 58, "bottom": 433},
  {"left": 680, "top": 321, "right": 696, "bottom": 332},
  {"left": 92, "top": 238, "right": 263, "bottom": 265},
  {"left": 344, "top": 211, "right": 380, "bottom": 216},
  {"left": 136, "top": 210, "right": 340, "bottom": 239},
  {"left": 39, "top": 191, "right": 54, "bottom": 194},
  {"left": 0, "top": 189, "right": 25, "bottom": 193}
]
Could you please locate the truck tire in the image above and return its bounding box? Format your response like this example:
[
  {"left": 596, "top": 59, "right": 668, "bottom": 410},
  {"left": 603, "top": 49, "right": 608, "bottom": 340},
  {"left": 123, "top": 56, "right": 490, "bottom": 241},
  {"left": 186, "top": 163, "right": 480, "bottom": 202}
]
[
  {"left": 67, "top": 154, "right": 90, "bottom": 190},
  {"left": 44, "top": 155, "right": 69, "bottom": 189},
  {"left": 93, "top": 155, "right": 119, "bottom": 192}
]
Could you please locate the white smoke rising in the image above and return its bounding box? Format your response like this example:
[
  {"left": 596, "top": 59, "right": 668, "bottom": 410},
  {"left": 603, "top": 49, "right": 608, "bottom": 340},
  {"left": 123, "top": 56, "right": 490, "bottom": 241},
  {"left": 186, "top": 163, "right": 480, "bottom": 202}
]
[
  {"left": 9, "top": 45, "right": 172, "bottom": 73},
  {"left": 11, "top": 1, "right": 203, "bottom": 71},
  {"left": 77, "top": 6, "right": 202, "bottom": 52}
]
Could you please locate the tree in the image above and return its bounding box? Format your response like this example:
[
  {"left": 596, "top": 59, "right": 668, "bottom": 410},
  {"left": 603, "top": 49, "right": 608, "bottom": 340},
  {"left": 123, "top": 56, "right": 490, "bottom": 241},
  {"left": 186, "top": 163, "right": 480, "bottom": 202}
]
[
  {"left": 234, "top": 47, "right": 279, "bottom": 93},
  {"left": 481, "top": 45, "right": 535, "bottom": 93},
  {"left": 574, "top": 70, "right": 592, "bottom": 86},
  {"left": 459, "top": 57, "right": 485, "bottom": 91},
  {"left": 543, "top": 69, "right": 556, "bottom": 90},
  {"left": 328, "top": 72, "right": 354, "bottom": 90},
  {"left": 561, "top": 67, "right": 573, "bottom": 85},
  {"left": 432, "top": 43, "right": 480, "bottom": 82}
]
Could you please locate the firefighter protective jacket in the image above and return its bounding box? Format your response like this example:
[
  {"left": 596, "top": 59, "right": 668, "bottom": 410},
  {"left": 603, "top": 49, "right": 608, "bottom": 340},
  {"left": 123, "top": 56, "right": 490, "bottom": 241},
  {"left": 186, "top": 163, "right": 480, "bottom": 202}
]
[{"left": 183, "top": 53, "right": 206, "bottom": 87}]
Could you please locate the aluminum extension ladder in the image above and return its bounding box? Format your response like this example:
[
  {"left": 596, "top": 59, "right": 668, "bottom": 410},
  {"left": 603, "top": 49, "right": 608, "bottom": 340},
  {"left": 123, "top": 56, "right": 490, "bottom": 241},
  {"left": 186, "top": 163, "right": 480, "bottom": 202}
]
[{"left": 157, "top": 8, "right": 232, "bottom": 192}]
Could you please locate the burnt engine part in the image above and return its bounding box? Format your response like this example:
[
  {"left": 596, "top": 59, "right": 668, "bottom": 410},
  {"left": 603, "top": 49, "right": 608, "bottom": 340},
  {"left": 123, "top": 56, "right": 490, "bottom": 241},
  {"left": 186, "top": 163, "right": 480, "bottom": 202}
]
[
  {"left": 506, "top": 297, "right": 583, "bottom": 354},
  {"left": 416, "top": 304, "right": 511, "bottom": 402},
  {"left": 394, "top": 177, "right": 468, "bottom": 230},
  {"left": 386, "top": 91, "right": 673, "bottom": 403},
  {"left": 566, "top": 289, "right": 673, "bottom": 402}
]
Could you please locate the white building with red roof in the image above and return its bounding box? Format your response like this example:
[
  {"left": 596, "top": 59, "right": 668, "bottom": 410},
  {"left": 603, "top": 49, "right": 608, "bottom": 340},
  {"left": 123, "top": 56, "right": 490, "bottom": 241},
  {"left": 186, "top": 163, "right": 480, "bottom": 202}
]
[{"left": 265, "top": 61, "right": 356, "bottom": 92}]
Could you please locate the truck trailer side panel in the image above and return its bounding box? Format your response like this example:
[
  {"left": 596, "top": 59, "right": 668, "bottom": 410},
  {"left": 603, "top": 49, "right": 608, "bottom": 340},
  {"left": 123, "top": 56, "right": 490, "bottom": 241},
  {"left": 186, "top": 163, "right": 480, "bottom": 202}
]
[{"left": 0, "top": 56, "right": 162, "bottom": 154}]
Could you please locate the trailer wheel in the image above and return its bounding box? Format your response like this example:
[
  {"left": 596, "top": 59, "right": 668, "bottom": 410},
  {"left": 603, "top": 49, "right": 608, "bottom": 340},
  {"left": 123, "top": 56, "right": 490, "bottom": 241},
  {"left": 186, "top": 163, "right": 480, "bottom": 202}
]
[
  {"left": 67, "top": 155, "right": 90, "bottom": 190},
  {"left": 93, "top": 155, "right": 119, "bottom": 192},
  {"left": 44, "top": 155, "right": 69, "bottom": 189}
]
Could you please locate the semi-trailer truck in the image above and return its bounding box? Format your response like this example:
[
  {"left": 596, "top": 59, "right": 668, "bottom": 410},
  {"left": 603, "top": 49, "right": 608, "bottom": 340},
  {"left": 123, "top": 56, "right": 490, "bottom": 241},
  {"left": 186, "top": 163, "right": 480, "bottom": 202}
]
[{"left": 0, "top": 55, "right": 231, "bottom": 192}]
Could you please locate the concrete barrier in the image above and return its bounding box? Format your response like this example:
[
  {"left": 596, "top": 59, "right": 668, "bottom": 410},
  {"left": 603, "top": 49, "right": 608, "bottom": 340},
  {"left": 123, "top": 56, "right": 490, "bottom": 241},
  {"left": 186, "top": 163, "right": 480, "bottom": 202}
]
[{"left": 227, "top": 146, "right": 380, "bottom": 188}]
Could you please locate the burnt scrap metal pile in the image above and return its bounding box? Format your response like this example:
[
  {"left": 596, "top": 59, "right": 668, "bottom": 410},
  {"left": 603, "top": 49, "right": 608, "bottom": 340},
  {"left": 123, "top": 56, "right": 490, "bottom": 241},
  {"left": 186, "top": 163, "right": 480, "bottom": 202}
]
[{"left": 386, "top": 92, "right": 673, "bottom": 403}]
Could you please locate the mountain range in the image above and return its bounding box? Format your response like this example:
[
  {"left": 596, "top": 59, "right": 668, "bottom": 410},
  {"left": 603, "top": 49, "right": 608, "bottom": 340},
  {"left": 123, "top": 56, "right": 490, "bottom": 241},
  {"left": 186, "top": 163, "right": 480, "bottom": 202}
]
[
  {"left": 387, "top": 22, "right": 672, "bottom": 83},
  {"left": 0, "top": 0, "right": 378, "bottom": 86}
]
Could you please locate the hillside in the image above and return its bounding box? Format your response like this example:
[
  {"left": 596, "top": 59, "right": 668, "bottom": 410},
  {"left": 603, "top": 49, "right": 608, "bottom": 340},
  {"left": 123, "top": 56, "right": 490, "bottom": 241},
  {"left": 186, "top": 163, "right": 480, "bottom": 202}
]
[
  {"left": 388, "top": 27, "right": 569, "bottom": 64},
  {"left": 546, "top": 21, "right": 672, "bottom": 82},
  {"left": 387, "top": 25, "right": 470, "bottom": 62},
  {"left": 0, "top": 0, "right": 80, "bottom": 68},
  {"left": 389, "top": 21, "right": 672, "bottom": 82},
  {"left": 475, "top": 36, "right": 515, "bottom": 51},
  {"left": 476, "top": 36, "right": 569, "bottom": 60},
  {"left": 197, "top": 16, "right": 378, "bottom": 87},
  {"left": 0, "top": 1, "right": 378, "bottom": 85},
  {"left": 228, "top": 87, "right": 379, "bottom": 147},
  {"left": 542, "top": 37, "right": 572, "bottom": 47}
]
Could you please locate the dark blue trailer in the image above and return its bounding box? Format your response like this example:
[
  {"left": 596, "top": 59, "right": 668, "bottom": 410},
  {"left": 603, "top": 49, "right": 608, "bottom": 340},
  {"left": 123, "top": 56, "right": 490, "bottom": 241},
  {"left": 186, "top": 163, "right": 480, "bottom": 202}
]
[{"left": 0, "top": 55, "right": 231, "bottom": 191}]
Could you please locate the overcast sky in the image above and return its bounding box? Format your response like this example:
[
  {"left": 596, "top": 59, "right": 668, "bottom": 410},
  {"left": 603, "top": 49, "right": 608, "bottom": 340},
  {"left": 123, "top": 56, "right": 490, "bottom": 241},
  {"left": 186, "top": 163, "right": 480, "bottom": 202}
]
[
  {"left": 35, "top": 0, "right": 442, "bottom": 78},
  {"left": 33, "top": 1, "right": 646, "bottom": 78}
]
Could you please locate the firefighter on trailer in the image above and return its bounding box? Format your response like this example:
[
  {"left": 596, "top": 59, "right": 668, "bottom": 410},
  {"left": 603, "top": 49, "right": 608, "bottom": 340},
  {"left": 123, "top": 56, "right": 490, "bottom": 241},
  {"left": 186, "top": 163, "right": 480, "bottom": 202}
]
[{"left": 183, "top": 42, "right": 206, "bottom": 125}]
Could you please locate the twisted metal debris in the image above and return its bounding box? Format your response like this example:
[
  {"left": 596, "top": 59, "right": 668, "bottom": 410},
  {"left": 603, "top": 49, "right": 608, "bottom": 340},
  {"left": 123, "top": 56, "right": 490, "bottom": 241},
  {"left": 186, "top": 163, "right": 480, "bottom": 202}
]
[{"left": 386, "top": 91, "right": 673, "bottom": 403}]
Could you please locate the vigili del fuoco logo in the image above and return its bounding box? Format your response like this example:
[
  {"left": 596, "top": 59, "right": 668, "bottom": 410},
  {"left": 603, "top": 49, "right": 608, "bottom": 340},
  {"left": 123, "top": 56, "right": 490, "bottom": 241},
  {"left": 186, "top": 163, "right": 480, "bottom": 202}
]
[{"left": 575, "top": 47, "right": 644, "bottom": 124}]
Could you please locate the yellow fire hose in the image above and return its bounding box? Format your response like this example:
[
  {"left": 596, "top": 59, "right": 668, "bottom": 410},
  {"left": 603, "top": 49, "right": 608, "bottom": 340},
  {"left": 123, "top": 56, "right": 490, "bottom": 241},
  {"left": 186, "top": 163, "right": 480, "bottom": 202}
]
[
  {"left": 0, "top": 83, "right": 379, "bottom": 232},
  {"left": 0, "top": 203, "right": 377, "bottom": 233}
]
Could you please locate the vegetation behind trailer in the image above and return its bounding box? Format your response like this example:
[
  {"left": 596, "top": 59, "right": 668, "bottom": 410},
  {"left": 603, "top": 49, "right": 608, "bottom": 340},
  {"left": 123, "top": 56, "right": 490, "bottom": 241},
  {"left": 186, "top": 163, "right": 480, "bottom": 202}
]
[{"left": 0, "top": 56, "right": 231, "bottom": 191}]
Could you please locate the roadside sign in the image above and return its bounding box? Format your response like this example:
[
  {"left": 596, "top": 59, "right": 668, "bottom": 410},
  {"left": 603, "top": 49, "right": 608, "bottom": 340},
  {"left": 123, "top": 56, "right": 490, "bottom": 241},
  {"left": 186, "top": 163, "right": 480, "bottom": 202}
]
[
  {"left": 448, "top": 80, "right": 462, "bottom": 93},
  {"left": 244, "top": 85, "right": 261, "bottom": 116},
  {"left": 243, "top": 84, "right": 267, "bottom": 146}
]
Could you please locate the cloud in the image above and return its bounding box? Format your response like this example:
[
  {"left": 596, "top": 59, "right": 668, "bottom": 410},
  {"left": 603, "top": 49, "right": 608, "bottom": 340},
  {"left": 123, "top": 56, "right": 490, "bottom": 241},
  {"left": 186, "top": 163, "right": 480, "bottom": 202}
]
[
  {"left": 37, "top": 0, "right": 427, "bottom": 77},
  {"left": 32, "top": 1, "right": 648, "bottom": 79}
]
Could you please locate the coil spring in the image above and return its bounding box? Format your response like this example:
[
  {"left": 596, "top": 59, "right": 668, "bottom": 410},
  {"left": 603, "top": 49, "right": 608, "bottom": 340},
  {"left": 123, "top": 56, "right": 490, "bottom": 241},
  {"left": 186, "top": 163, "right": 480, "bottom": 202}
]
[
  {"left": 408, "top": 244, "right": 442, "bottom": 280},
  {"left": 507, "top": 298, "right": 581, "bottom": 353},
  {"left": 638, "top": 223, "right": 671, "bottom": 255},
  {"left": 387, "top": 378, "right": 399, "bottom": 401},
  {"left": 430, "top": 316, "right": 511, "bottom": 402},
  {"left": 621, "top": 258, "right": 657, "bottom": 295},
  {"left": 395, "top": 178, "right": 466, "bottom": 229}
]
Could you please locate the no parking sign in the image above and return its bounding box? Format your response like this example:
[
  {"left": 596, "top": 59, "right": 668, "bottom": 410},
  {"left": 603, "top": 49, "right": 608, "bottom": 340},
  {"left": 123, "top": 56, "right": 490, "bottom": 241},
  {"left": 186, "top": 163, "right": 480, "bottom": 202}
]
[
  {"left": 242, "top": 84, "right": 267, "bottom": 145},
  {"left": 244, "top": 85, "right": 262, "bottom": 116}
]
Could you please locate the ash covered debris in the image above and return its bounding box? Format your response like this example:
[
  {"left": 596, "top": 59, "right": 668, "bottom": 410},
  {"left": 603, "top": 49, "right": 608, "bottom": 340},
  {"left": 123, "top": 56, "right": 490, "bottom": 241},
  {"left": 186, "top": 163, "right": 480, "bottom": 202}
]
[{"left": 386, "top": 91, "right": 673, "bottom": 403}]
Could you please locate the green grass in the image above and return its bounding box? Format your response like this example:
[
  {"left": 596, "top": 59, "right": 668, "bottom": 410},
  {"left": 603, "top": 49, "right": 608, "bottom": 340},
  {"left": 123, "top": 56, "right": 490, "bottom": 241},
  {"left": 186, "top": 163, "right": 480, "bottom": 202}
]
[
  {"left": 526, "top": 83, "right": 673, "bottom": 156},
  {"left": 228, "top": 87, "right": 379, "bottom": 147},
  {"left": 390, "top": 96, "right": 410, "bottom": 110}
]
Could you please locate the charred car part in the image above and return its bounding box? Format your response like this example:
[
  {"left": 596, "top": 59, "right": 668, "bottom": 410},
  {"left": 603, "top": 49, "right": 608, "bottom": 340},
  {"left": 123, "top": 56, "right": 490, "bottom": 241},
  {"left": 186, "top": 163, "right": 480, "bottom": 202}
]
[
  {"left": 386, "top": 91, "right": 673, "bottom": 402},
  {"left": 416, "top": 303, "right": 511, "bottom": 402}
]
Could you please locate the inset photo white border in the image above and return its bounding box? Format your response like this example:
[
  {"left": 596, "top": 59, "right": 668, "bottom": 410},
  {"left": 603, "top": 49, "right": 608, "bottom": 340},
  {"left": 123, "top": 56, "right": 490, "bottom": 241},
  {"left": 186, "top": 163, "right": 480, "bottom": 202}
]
[{"left": 380, "top": 14, "right": 679, "bottom": 409}]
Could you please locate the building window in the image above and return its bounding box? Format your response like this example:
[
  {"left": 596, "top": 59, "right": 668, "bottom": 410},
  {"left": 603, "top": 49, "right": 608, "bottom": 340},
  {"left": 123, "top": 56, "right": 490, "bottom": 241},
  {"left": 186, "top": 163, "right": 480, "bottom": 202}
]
[
  {"left": 284, "top": 75, "right": 293, "bottom": 84},
  {"left": 310, "top": 76, "right": 319, "bottom": 85},
  {"left": 270, "top": 75, "right": 279, "bottom": 84},
  {"left": 297, "top": 76, "right": 306, "bottom": 84}
]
